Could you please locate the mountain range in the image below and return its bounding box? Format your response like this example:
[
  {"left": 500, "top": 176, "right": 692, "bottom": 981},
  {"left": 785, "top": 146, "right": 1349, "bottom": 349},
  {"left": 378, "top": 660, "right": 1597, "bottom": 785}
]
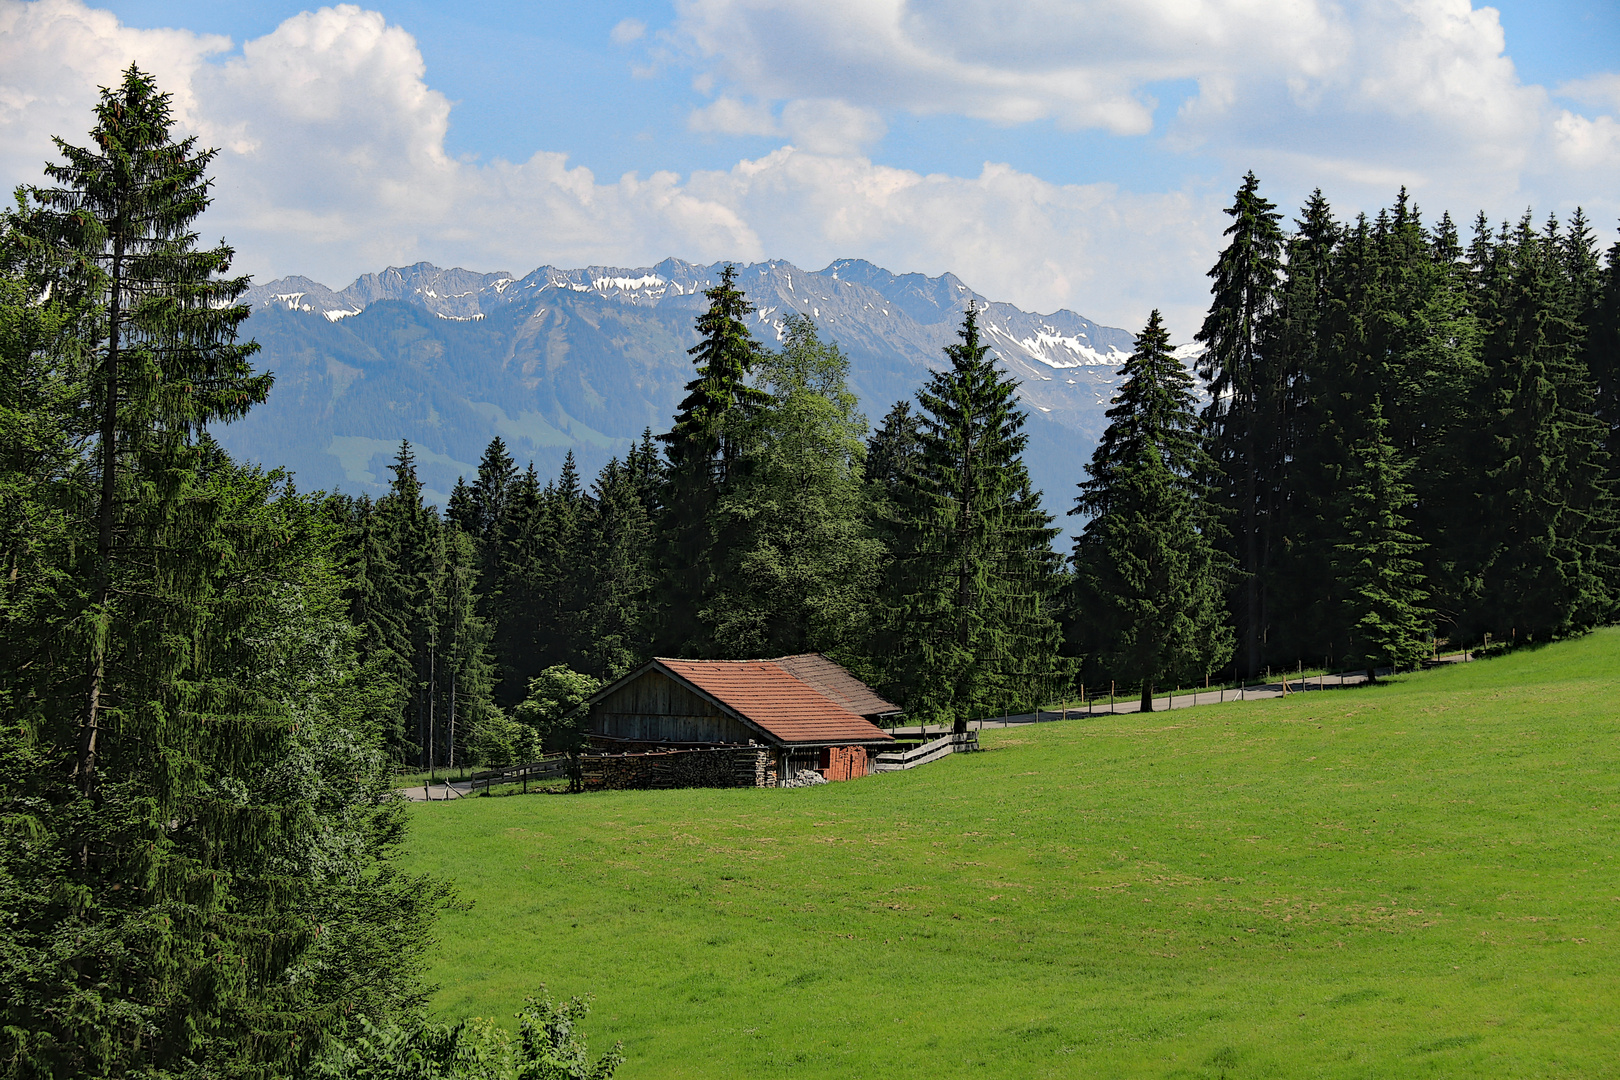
[{"left": 224, "top": 257, "right": 1175, "bottom": 529}]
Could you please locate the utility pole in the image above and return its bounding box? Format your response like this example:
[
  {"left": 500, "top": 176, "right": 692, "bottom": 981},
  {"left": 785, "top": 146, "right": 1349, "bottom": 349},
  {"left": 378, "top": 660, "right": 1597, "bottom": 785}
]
[{"left": 427, "top": 633, "right": 436, "bottom": 797}]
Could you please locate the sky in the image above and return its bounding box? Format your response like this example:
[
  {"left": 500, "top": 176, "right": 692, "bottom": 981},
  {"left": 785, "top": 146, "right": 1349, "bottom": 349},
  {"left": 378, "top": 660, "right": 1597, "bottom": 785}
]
[{"left": 1, "top": 0, "right": 1617, "bottom": 338}]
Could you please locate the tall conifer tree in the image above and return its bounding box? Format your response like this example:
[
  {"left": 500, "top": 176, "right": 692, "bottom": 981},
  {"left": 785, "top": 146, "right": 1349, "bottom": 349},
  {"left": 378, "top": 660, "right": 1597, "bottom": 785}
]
[
  {"left": 706, "top": 315, "right": 882, "bottom": 658},
  {"left": 879, "top": 308, "right": 1065, "bottom": 728},
  {"left": 654, "top": 264, "right": 768, "bottom": 655},
  {"left": 1471, "top": 215, "right": 1615, "bottom": 638},
  {"left": 1070, "top": 311, "right": 1232, "bottom": 710},
  {"left": 1333, "top": 399, "right": 1432, "bottom": 678},
  {"left": 1196, "top": 171, "right": 1285, "bottom": 676},
  {"left": 1, "top": 68, "right": 445, "bottom": 1077}
]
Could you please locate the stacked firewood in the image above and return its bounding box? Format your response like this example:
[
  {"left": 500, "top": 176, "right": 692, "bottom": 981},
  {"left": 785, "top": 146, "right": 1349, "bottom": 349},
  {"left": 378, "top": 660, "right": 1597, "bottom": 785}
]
[{"left": 578, "top": 746, "right": 775, "bottom": 790}]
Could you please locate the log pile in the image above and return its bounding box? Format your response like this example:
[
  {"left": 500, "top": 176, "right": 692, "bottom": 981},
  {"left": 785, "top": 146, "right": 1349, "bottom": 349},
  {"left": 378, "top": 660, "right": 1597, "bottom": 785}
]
[{"left": 578, "top": 745, "right": 776, "bottom": 791}]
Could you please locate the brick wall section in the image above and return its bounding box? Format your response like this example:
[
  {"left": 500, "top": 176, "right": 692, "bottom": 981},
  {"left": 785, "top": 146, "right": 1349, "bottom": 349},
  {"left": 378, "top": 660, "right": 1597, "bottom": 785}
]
[
  {"left": 578, "top": 746, "right": 776, "bottom": 790},
  {"left": 823, "top": 746, "right": 868, "bottom": 781}
]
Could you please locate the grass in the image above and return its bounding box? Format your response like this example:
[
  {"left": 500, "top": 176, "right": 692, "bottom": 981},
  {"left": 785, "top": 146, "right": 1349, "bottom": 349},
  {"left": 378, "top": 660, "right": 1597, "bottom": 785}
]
[{"left": 400, "top": 630, "right": 1620, "bottom": 1078}]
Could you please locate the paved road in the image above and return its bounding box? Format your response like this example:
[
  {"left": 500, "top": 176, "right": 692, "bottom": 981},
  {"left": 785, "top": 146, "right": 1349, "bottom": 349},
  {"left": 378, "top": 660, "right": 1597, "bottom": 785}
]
[
  {"left": 893, "top": 653, "right": 1473, "bottom": 737},
  {"left": 400, "top": 780, "right": 473, "bottom": 802}
]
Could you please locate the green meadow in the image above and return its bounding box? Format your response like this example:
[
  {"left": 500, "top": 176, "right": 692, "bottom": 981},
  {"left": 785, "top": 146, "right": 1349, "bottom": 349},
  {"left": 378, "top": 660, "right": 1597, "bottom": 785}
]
[{"left": 402, "top": 630, "right": 1620, "bottom": 1078}]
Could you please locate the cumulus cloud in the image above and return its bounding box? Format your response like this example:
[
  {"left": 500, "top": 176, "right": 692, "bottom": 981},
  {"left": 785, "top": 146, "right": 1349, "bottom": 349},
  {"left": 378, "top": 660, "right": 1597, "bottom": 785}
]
[
  {"left": 1559, "top": 73, "right": 1620, "bottom": 112},
  {"left": 609, "top": 18, "right": 645, "bottom": 46},
  {"left": 0, "top": 0, "right": 1224, "bottom": 334},
  {"left": 688, "top": 95, "right": 778, "bottom": 136},
  {"left": 672, "top": 0, "right": 1619, "bottom": 221},
  {"left": 2, "top": 0, "right": 1614, "bottom": 343}
]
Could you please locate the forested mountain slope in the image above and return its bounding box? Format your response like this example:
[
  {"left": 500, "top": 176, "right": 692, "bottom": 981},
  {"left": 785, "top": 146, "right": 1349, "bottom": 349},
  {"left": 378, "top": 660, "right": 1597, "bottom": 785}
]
[{"left": 224, "top": 258, "right": 1148, "bottom": 512}]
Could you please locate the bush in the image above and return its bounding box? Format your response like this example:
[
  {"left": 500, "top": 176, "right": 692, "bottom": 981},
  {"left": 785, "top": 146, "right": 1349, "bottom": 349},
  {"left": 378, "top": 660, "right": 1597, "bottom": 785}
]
[{"left": 307, "top": 989, "right": 623, "bottom": 1080}]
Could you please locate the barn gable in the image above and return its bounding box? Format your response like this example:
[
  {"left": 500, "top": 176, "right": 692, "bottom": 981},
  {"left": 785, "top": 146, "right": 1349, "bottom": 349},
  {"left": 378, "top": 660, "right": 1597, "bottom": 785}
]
[
  {"left": 589, "top": 667, "right": 761, "bottom": 746},
  {"left": 585, "top": 657, "right": 895, "bottom": 750}
]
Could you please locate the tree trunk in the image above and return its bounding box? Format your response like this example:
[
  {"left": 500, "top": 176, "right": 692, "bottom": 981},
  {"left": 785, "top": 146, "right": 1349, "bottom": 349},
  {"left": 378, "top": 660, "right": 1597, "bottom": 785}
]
[
  {"left": 1244, "top": 408, "right": 1260, "bottom": 678},
  {"left": 1139, "top": 683, "right": 1154, "bottom": 713},
  {"left": 80, "top": 234, "right": 124, "bottom": 805}
]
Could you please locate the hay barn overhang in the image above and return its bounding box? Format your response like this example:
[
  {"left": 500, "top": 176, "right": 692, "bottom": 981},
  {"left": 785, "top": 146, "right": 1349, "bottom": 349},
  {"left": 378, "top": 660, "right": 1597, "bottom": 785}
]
[{"left": 584, "top": 656, "right": 896, "bottom": 750}]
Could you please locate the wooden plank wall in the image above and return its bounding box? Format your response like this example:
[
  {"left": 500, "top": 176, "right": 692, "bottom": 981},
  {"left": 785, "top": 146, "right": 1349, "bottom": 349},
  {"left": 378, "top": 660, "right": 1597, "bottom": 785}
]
[{"left": 590, "top": 669, "right": 757, "bottom": 744}]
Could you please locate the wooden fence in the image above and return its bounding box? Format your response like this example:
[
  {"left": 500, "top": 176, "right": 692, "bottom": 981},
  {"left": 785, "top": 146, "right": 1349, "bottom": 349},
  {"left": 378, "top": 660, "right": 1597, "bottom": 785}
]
[
  {"left": 872, "top": 731, "right": 978, "bottom": 772},
  {"left": 469, "top": 755, "right": 570, "bottom": 795}
]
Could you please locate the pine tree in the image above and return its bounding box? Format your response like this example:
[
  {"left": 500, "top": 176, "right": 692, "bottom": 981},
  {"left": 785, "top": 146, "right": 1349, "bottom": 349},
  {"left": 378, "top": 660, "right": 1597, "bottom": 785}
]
[
  {"left": 654, "top": 264, "right": 769, "bottom": 655},
  {"left": 1069, "top": 311, "right": 1233, "bottom": 710},
  {"left": 1333, "top": 399, "right": 1431, "bottom": 678},
  {"left": 1196, "top": 170, "right": 1286, "bottom": 677},
  {"left": 1471, "top": 215, "right": 1615, "bottom": 639},
  {"left": 578, "top": 455, "right": 655, "bottom": 680},
  {"left": 879, "top": 307, "right": 1066, "bottom": 729},
  {"left": 377, "top": 441, "right": 444, "bottom": 765},
  {"left": 1587, "top": 235, "right": 1620, "bottom": 482},
  {"left": 0, "top": 68, "right": 444, "bottom": 1076},
  {"left": 866, "top": 398, "right": 923, "bottom": 517}
]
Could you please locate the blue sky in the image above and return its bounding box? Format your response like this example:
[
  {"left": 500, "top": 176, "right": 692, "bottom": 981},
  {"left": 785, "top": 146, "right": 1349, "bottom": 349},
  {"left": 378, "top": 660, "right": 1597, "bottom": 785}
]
[{"left": 3, "top": 0, "right": 1618, "bottom": 337}]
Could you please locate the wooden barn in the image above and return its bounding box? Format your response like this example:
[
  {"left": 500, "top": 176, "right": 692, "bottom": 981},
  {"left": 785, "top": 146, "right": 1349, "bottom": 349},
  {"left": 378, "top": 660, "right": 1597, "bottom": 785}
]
[{"left": 583, "top": 654, "right": 898, "bottom": 785}]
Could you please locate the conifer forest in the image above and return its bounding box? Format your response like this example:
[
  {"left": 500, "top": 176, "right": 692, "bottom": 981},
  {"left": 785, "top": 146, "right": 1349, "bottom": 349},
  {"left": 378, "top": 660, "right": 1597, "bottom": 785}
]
[{"left": 3, "top": 67, "right": 1619, "bottom": 1079}]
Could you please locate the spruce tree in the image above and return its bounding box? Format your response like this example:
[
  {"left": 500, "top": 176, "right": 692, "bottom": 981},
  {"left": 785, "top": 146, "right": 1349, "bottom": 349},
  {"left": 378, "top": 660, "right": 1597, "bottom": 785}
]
[
  {"left": 1588, "top": 235, "right": 1620, "bottom": 482},
  {"left": 654, "top": 264, "right": 768, "bottom": 655},
  {"left": 436, "top": 525, "right": 496, "bottom": 769},
  {"left": 378, "top": 441, "right": 444, "bottom": 765},
  {"left": 1196, "top": 170, "right": 1286, "bottom": 677},
  {"left": 0, "top": 68, "right": 444, "bottom": 1077},
  {"left": 879, "top": 307, "right": 1066, "bottom": 728},
  {"left": 470, "top": 436, "right": 519, "bottom": 540},
  {"left": 1333, "top": 399, "right": 1432, "bottom": 678},
  {"left": 338, "top": 493, "right": 412, "bottom": 751},
  {"left": 866, "top": 399, "right": 923, "bottom": 503},
  {"left": 1264, "top": 189, "right": 1341, "bottom": 654},
  {"left": 578, "top": 455, "right": 655, "bottom": 680},
  {"left": 1069, "top": 311, "right": 1232, "bottom": 710},
  {"left": 9, "top": 63, "right": 271, "bottom": 799},
  {"left": 492, "top": 462, "right": 544, "bottom": 704},
  {"left": 1471, "top": 215, "right": 1615, "bottom": 638}
]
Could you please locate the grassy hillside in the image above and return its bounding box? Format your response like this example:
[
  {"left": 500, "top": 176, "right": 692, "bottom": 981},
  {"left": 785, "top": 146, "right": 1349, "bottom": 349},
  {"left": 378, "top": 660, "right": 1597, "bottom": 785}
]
[{"left": 401, "top": 631, "right": 1620, "bottom": 1078}]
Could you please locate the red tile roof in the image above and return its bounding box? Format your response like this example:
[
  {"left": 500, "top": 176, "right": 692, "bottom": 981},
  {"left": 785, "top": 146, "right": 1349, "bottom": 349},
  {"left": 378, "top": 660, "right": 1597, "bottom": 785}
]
[
  {"left": 771, "top": 653, "right": 901, "bottom": 718},
  {"left": 656, "top": 658, "right": 894, "bottom": 746}
]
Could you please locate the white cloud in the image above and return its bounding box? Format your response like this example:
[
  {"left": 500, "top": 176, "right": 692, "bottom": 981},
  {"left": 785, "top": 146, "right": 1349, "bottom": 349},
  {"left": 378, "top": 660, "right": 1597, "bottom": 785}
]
[
  {"left": 1552, "top": 111, "right": 1620, "bottom": 173},
  {"left": 688, "top": 95, "right": 778, "bottom": 136},
  {"left": 689, "top": 96, "right": 886, "bottom": 154},
  {"left": 779, "top": 99, "right": 885, "bottom": 155},
  {"left": 1559, "top": 73, "right": 1620, "bottom": 112},
  {"left": 671, "top": 0, "right": 1619, "bottom": 223},
  {"left": 609, "top": 17, "right": 645, "bottom": 46},
  {"left": 2, "top": 0, "right": 1614, "bottom": 347}
]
